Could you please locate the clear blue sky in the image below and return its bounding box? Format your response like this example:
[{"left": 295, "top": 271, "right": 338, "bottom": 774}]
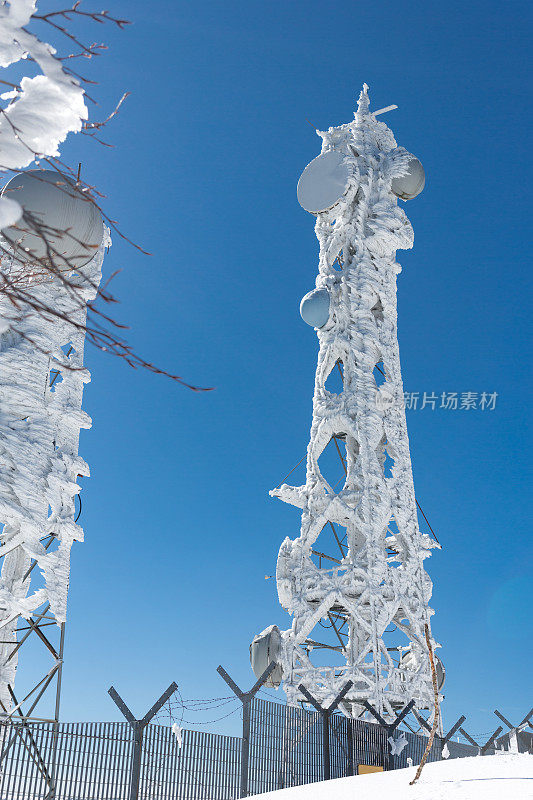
[{"left": 21, "top": 0, "right": 531, "bottom": 737}]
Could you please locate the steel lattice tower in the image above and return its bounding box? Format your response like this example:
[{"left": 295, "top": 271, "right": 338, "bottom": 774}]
[
  {"left": 269, "top": 86, "right": 440, "bottom": 721},
  {"left": 0, "top": 213, "right": 107, "bottom": 722}
]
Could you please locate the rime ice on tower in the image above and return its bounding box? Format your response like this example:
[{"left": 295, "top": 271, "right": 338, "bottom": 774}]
[
  {"left": 253, "top": 86, "right": 441, "bottom": 722},
  {"left": 0, "top": 171, "right": 106, "bottom": 718}
]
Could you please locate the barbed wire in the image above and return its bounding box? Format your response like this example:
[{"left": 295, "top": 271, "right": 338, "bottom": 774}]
[
  {"left": 153, "top": 688, "right": 241, "bottom": 728},
  {"left": 151, "top": 684, "right": 507, "bottom": 749}
]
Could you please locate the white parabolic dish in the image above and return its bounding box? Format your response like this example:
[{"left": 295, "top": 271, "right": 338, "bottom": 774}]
[
  {"left": 1, "top": 170, "right": 104, "bottom": 268},
  {"left": 297, "top": 150, "right": 351, "bottom": 214}
]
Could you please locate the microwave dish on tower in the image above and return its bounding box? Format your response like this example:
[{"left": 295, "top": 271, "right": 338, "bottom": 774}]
[
  {"left": 2, "top": 170, "right": 104, "bottom": 269},
  {"left": 0, "top": 170, "right": 106, "bottom": 722},
  {"left": 251, "top": 85, "right": 441, "bottom": 725}
]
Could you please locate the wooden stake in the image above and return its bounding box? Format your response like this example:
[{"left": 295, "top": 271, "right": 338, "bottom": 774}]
[{"left": 409, "top": 624, "right": 440, "bottom": 785}]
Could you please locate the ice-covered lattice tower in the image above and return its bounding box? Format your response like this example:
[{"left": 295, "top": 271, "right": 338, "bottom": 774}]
[
  {"left": 0, "top": 171, "right": 106, "bottom": 721},
  {"left": 252, "top": 86, "right": 441, "bottom": 722}
]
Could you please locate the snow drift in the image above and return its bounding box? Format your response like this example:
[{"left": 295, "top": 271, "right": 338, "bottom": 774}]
[{"left": 252, "top": 753, "right": 533, "bottom": 800}]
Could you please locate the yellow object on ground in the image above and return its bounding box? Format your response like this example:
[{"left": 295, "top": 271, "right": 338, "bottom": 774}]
[{"left": 358, "top": 765, "right": 384, "bottom": 775}]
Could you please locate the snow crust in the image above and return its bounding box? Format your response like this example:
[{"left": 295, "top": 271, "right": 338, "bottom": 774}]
[
  {"left": 269, "top": 86, "right": 439, "bottom": 719},
  {"left": 0, "top": 0, "right": 87, "bottom": 169},
  {"left": 252, "top": 754, "right": 533, "bottom": 800}
]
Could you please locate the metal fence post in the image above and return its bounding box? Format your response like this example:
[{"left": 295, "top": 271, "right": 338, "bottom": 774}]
[
  {"left": 242, "top": 697, "right": 252, "bottom": 796},
  {"left": 494, "top": 707, "right": 533, "bottom": 752},
  {"left": 480, "top": 727, "right": 503, "bottom": 755},
  {"left": 413, "top": 709, "right": 467, "bottom": 757},
  {"left": 363, "top": 699, "right": 414, "bottom": 770},
  {"left": 346, "top": 718, "right": 354, "bottom": 776},
  {"left": 130, "top": 721, "right": 143, "bottom": 800},
  {"left": 217, "top": 662, "right": 276, "bottom": 798},
  {"left": 108, "top": 682, "right": 177, "bottom": 800},
  {"left": 298, "top": 681, "right": 353, "bottom": 781},
  {"left": 456, "top": 723, "right": 502, "bottom": 756}
]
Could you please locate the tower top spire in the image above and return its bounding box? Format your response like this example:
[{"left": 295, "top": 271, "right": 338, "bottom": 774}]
[{"left": 355, "top": 82, "right": 370, "bottom": 119}]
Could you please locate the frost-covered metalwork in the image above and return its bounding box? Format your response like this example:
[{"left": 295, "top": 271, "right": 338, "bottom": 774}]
[
  {"left": 0, "top": 234, "right": 108, "bottom": 713},
  {"left": 270, "top": 86, "right": 440, "bottom": 721},
  {"left": 0, "top": 0, "right": 110, "bottom": 722}
]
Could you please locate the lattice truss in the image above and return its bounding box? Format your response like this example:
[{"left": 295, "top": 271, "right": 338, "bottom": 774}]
[
  {"left": 0, "top": 233, "right": 108, "bottom": 715},
  {"left": 270, "top": 87, "right": 440, "bottom": 721}
]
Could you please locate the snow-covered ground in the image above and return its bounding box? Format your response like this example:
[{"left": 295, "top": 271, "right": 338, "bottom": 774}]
[{"left": 252, "top": 754, "right": 533, "bottom": 800}]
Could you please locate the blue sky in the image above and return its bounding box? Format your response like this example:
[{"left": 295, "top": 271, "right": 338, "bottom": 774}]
[{"left": 20, "top": 0, "right": 531, "bottom": 736}]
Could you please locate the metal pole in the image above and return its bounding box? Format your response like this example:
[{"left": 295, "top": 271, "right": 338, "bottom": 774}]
[
  {"left": 322, "top": 712, "right": 330, "bottom": 781},
  {"left": 346, "top": 718, "right": 354, "bottom": 776},
  {"left": 108, "top": 682, "right": 177, "bottom": 800},
  {"left": 130, "top": 722, "right": 143, "bottom": 800},
  {"left": 494, "top": 707, "right": 533, "bottom": 752},
  {"left": 413, "top": 709, "right": 466, "bottom": 756},
  {"left": 46, "top": 622, "right": 66, "bottom": 800},
  {"left": 241, "top": 698, "right": 251, "bottom": 797},
  {"left": 298, "top": 681, "right": 353, "bottom": 781},
  {"left": 480, "top": 727, "right": 503, "bottom": 755},
  {"left": 387, "top": 735, "right": 394, "bottom": 771},
  {"left": 217, "top": 662, "right": 276, "bottom": 798},
  {"left": 53, "top": 623, "right": 65, "bottom": 723},
  {"left": 363, "top": 699, "right": 414, "bottom": 771}
]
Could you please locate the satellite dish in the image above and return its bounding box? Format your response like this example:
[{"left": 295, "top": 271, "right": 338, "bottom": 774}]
[
  {"left": 399, "top": 647, "right": 445, "bottom": 691},
  {"left": 435, "top": 657, "right": 445, "bottom": 690},
  {"left": 297, "top": 150, "right": 351, "bottom": 214},
  {"left": 250, "top": 625, "right": 283, "bottom": 688},
  {"left": 391, "top": 158, "right": 425, "bottom": 200},
  {"left": 1, "top": 170, "right": 104, "bottom": 268},
  {"left": 300, "top": 288, "right": 330, "bottom": 328}
]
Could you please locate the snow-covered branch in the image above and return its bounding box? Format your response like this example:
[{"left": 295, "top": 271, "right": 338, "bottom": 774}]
[{"left": 0, "top": 0, "right": 210, "bottom": 388}]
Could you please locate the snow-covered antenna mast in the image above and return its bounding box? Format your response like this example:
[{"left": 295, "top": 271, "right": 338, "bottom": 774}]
[
  {"left": 0, "top": 172, "right": 106, "bottom": 722},
  {"left": 251, "top": 85, "right": 443, "bottom": 723}
]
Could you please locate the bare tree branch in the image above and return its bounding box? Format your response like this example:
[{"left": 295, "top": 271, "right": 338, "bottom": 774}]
[
  {"left": 0, "top": 4, "right": 210, "bottom": 390},
  {"left": 409, "top": 625, "right": 440, "bottom": 785}
]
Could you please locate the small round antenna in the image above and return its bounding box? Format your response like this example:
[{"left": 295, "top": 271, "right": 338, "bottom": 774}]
[
  {"left": 300, "top": 288, "right": 330, "bottom": 328},
  {"left": 392, "top": 158, "right": 425, "bottom": 200}
]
